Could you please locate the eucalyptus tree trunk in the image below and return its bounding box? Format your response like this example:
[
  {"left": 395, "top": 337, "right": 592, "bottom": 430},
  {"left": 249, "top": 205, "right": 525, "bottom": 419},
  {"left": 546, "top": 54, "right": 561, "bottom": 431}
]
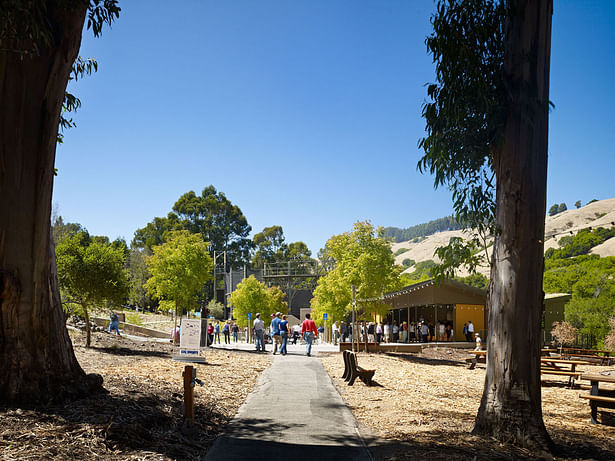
[
  {"left": 473, "top": 0, "right": 553, "bottom": 450},
  {"left": 0, "top": 3, "right": 102, "bottom": 404}
]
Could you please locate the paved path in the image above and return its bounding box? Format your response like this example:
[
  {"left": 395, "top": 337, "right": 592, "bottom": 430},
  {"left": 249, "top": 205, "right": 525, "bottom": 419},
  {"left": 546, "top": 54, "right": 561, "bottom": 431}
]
[{"left": 204, "top": 350, "right": 372, "bottom": 461}]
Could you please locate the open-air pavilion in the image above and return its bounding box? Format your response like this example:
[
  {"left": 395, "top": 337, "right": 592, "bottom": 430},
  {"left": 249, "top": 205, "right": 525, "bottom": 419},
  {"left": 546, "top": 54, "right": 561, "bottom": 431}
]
[{"left": 383, "top": 279, "right": 487, "bottom": 342}]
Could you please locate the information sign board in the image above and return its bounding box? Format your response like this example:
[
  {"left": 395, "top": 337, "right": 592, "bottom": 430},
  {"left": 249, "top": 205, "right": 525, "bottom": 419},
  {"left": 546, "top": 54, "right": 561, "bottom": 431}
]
[{"left": 180, "top": 319, "right": 201, "bottom": 355}]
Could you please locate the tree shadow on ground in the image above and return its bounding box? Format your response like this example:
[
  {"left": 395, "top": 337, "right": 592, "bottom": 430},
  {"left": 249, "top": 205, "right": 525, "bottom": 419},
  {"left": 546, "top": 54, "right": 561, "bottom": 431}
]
[
  {"left": 92, "top": 345, "right": 172, "bottom": 358},
  {"left": 385, "top": 352, "right": 465, "bottom": 367}
]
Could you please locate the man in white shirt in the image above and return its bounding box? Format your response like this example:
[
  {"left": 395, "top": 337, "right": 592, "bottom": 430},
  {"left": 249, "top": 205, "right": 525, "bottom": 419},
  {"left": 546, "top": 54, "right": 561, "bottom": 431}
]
[
  {"left": 253, "top": 313, "right": 266, "bottom": 352},
  {"left": 467, "top": 321, "right": 475, "bottom": 342}
]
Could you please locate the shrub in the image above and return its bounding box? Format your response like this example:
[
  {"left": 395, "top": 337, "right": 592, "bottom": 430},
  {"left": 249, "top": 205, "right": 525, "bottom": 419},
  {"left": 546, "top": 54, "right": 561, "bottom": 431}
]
[
  {"left": 551, "top": 321, "right": 577, "bottom": 349},
  {"left": 402, "top": 258, "right": 415, "bottom": 267}
]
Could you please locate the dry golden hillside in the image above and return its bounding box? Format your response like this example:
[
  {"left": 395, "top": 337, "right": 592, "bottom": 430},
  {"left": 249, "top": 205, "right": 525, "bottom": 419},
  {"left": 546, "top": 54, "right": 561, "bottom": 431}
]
[{"left": 393, "top": 198, "right": 615, "bottom": 278}]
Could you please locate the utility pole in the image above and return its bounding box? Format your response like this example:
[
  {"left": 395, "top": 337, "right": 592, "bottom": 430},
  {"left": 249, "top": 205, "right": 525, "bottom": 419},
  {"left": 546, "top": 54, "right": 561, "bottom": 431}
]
[{"left": 352, "top": 285, "right": 356, "bottom": 353}]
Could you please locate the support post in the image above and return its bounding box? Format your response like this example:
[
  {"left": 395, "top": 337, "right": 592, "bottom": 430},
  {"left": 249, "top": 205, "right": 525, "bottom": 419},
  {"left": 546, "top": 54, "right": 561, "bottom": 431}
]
[{"left": 183, "top": 365, "right": 195, "bottom": 426}]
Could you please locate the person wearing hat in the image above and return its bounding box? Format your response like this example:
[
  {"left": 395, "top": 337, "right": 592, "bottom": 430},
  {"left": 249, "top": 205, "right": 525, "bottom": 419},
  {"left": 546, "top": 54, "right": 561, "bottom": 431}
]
[
  {"left": 271, "top": 312, "right": 282, "bottom": 354},
  {"left": 474, "top": 332, "right": 483, "bottom": 351},
  {"left": 253, "top": 313, "right": 266, "bottom": 352}
]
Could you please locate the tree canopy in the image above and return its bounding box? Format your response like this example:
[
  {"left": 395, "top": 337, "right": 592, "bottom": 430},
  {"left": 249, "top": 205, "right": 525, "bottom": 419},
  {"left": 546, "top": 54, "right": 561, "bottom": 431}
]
[
  {"left": 55, "top": 231, "right": 128, "bottom": 347},
  {"left": 229, "top": 276, "right": 285, "bottom": 328},
  {"left": 145, "top": 231, "right": 213, "bottom": 315},
  {"left": 251, "top": 225, "right": 312, "bottom": 268},
  {"left": 134, "top": 186, "right": 252, "bottom": 268},
  {"left": 311, "top": 221, "right": 402, "bottom": 324}
]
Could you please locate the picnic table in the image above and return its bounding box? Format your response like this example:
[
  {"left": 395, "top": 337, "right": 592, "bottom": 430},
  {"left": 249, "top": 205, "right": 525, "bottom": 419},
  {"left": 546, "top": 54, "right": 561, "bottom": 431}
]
[
  {"left": 540, "top": 358, "right": 586, "bottom": 387},
  {"left": 560, "top": 348, "right": 613, "bottom": 365},
  {"left": 579, "top": 372, "right": 615, "bottom": 424},
  {"left": 466, "top": 350, "right": 486, "bottom": 369}
]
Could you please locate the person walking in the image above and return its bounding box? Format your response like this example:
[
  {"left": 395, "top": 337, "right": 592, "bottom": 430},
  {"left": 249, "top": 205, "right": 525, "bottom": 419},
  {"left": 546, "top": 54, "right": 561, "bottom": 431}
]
[
  {"left": 467, "top": 321, "right": 475, "bottom": 342},
  {"left": 301, "top": 313, "right": 318, "bottom": 357},
  {"left": 332, "top": 321, "right": 340, "bottom": 345},
  {"left": 109, "top": 311, "right": 121, "bottom": 336},
  {"left": 271, "top": 312, "right": 282, "bottom": 354},
  {"left": 231, "top": 322, "right": 239, "bottom": 343},
  {"left": 222, "top": 321, "right": 230, "bottom": 344},
  {"left": 253, "top": 313, "right": 266, "bottom": 352},
  {"left": 279, "top": 315, "right": 289, "bottom": 355}
]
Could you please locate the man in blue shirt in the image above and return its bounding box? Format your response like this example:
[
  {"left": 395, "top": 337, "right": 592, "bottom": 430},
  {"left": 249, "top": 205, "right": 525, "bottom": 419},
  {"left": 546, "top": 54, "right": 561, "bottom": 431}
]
[{"left": 271, "top": 312, "right": 282, "bottom": 355}]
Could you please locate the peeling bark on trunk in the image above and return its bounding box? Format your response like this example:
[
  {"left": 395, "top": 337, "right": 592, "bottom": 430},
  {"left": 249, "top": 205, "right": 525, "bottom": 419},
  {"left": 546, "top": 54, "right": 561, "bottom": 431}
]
[
  {"left": 473, "top": 0, "right": 553, "bottom": 451},
  {"left": 0, "top": 4, "right": 102, "bottom": 404}
]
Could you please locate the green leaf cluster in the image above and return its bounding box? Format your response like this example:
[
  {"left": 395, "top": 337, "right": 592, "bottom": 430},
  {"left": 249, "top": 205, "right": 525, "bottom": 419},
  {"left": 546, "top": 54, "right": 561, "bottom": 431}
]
[
  {"left": 251, "top": 225, "right": 312, "bottom": 268},
  {"left": 545, "top": 227, "right": 615, "bottom": 260},
  {"left": 56, "top": 231, "right": 128, "bottom": 308},
  {"left": 133, "top": 186, "right": 252, "bottom": 269},
  {"left": 145, "top": 231, "right": 213, "bottom": 314},
  {"left": 544, "top": 254, "right": 615, "bottom": 344},
  {"left": 310, "top": 221, "right": 402, "bottom": 324},
  {"left": 229, "top": 276, "right": 287, "bottom": 328}
]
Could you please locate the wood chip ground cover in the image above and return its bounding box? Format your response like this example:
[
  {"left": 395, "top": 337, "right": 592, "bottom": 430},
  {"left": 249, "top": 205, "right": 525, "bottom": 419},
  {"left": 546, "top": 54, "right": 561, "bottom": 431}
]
[
  {"left": 319, "top": 348, "right": 615, "bottom": 460},
  {"left": 0, "top": 331, "right": 271, "bottom": 460}
]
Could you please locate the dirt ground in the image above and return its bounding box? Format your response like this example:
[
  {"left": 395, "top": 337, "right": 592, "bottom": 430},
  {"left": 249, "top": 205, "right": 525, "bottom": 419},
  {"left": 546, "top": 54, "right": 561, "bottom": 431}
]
[
  {"left": 319, "top": 347, "right": 615, "bottom": 461},
  {"left": 2, "top": 334, "right": 614, "bottom": 460},
  {"left": 0, "top": 330, "right": 271, "bottom": 460}
]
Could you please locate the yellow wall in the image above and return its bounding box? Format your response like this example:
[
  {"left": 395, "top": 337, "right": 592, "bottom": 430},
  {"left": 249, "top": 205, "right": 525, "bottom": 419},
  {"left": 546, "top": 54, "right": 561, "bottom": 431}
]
[{"left": 455, "top": 304, "right": 485, "bottom": 341}]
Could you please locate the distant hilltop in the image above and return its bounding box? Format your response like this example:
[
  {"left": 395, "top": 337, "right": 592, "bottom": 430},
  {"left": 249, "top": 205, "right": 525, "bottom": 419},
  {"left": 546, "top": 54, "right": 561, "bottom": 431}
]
[{"left": 391, "top": 198, "right": 615, "bottom": 277}]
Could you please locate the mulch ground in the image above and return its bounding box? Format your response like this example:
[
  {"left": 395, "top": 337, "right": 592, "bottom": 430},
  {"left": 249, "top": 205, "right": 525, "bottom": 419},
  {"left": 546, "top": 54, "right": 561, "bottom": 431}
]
[
  {"left": 319, "top": 347, "right": 615, "bottom": 460},
  {"left": 3, "top": 334, "right": 614, "bottom": 460},
  {"left": 0, "top": 330, "right": 271, "bottom": 460}
]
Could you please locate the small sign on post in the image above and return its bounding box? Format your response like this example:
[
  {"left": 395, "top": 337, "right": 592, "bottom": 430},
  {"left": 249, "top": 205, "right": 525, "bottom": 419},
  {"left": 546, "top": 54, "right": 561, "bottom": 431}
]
[
  {"left": 247, "top": 313, "right": 252, "bottom": 320},
  {"left": 323, "top": 313, "right": 328, "bottom": 320}
]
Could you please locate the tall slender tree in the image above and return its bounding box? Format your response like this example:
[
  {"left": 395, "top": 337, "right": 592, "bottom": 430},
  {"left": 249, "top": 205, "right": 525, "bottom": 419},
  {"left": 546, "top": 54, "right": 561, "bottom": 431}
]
[
  {"left": 419, "top": 0, "right": 553, "bottom": 450},
  {"left": 0, "top": 1, "right": 120, "bottom": 405}
]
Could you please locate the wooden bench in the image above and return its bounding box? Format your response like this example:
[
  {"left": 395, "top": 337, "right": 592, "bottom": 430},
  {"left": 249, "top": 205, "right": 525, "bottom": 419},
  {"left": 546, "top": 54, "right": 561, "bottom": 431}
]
[
  {"left": 466, "top": 350, "right": 486, "bottom": 369},
  {"left": 540, "top": 358, "right": 585, "bottom": 387},
  {"left": 579, "top": 394, "right": 615, "bottom": 424},
  {"left": 580, "top": 373, "right": 615, "bottom": 424},
  {"left": 342, "top": 350, "right": 375, "bottom": 386}
]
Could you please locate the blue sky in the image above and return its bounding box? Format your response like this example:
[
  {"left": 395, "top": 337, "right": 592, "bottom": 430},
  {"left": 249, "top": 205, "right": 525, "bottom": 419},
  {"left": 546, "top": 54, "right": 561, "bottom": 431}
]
[{"left": 54, "top": 0, "right": 615, "bottom": 254}]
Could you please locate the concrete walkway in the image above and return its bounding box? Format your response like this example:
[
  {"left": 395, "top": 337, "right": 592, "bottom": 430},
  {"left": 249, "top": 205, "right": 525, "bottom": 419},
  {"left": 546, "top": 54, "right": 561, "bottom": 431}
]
[{"left": 204, "top": 350, "right": 373, "bottom": 461}]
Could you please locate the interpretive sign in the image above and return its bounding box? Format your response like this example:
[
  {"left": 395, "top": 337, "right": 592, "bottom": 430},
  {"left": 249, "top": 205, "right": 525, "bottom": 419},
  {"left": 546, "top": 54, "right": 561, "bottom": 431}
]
[{"left": 180, "top": 319, "right": 201, "bottom": 355}]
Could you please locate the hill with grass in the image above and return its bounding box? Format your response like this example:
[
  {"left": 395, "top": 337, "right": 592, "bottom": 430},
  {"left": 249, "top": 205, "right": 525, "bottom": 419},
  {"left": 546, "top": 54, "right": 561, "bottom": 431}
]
[{"left": 392, "top": 198, "right": 615, "bottom": 278}]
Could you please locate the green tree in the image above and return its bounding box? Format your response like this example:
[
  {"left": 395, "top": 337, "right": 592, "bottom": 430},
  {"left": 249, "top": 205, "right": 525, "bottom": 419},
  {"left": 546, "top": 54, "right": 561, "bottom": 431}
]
[
  {"left": 134, "top": 186, "right": 253, "bottom": 268},
  {"left": 126, "top": 247, "right": 155, "bottom": 309},
  {"left": 418, "top": 0, "right": 553, "bottom": 449},
  {"left": 575, "top": 200, "right": 582, "bottom": 209},
  {"left": 145, "top": 231, "right": 213, "bottom": 320},
  {"left": 229, "top": 276, "right": 274, "bottom": 328},
  {"left": 548, "top": 204, "right": 560, "bottom": 216},
  {"left": 401, "top": 258, "right": 415, "bottom": 268},
  {"left": 266, "top": 286, "right": 288, "bottom": 315},
  {"left": 311, "top": 221, "right": 402, "bottom": 324},
  {"left": 251, "top": 225, "right": 312, "bottom": 268},
  {"left": 0, "top": 1, "right": 119, "bottom": 404},
  {"left": 206, "top": 299, "right": 225, "bottom": 320},
  {"left": 252, "top": 225, "right": 286, "bottom": 267},
  {"left": 56, "top": 232, "right": 129, "bottom": 347},
  {"left": 558, "top": 202, "right": 567, "bottom": 213},
  {"left": 172, "top": 186, "right": 252, "bottom": 267}
]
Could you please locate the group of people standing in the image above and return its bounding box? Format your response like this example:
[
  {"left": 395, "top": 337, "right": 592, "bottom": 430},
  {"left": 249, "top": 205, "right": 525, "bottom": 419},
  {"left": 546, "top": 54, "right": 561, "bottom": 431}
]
[
  {"left": 207, "top": 320, "right": 240, "bottom": 344},
  {"left": 332, "top": 319, "right": 468, "bottom": 343},
  {"left": 253, "top": 312, "right": 319, "bottom": 356}
]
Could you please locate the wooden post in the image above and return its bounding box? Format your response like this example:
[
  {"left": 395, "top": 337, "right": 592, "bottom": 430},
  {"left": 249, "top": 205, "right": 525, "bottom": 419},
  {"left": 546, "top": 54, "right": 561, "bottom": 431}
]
[{"left": 183, "top": 365, "right": 195, "bottom": 426}]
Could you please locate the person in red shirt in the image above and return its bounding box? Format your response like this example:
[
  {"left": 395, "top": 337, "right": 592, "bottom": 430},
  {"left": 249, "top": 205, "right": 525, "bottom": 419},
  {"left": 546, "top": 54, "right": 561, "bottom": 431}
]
[{"left": 301, "top": 313, "right": 318, "bottom": 357}]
